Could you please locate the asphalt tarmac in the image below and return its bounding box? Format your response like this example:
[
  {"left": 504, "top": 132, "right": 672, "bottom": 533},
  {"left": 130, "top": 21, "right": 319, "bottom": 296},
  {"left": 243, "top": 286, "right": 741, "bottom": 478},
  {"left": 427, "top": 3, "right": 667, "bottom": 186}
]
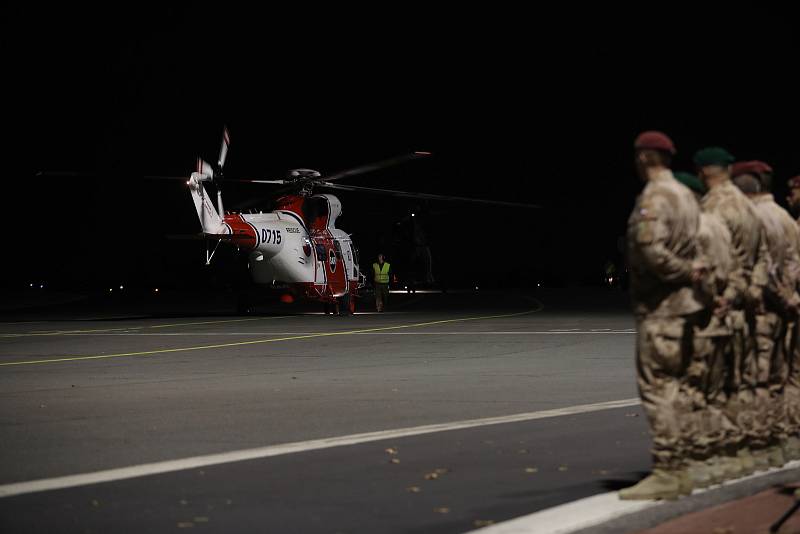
[{"left": 0, "top": 288, "right": 652, "bottom": 533}]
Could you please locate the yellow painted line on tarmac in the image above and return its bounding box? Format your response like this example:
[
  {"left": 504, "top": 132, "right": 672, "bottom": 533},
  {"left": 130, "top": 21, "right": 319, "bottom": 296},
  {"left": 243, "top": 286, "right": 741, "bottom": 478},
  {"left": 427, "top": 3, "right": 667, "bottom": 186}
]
[
  {"left": 0, "top": 307, "right": 541, "bottom": 367},
  {"left": 0, "top": 316, "right": 292, "bottom": 339}
]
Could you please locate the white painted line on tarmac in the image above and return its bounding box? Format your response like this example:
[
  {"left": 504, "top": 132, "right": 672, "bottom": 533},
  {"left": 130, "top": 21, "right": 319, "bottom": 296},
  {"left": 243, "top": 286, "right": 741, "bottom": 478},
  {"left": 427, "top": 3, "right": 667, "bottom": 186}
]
[
  {"left": 55, "top": 331, "right": 636, "bottom": 336},
  {"left": 467, "top": 460, "right": 800, "bottom": 534},
  {"left": 0, "top": 398, "right": 640, "bottom": 498}
]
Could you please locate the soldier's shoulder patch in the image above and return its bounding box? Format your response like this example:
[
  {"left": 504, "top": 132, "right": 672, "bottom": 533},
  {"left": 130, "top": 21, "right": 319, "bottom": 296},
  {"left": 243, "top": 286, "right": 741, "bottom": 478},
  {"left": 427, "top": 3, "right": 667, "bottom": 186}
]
[{"left": 637, "top": 199, "right": 658, "bottom": 220}]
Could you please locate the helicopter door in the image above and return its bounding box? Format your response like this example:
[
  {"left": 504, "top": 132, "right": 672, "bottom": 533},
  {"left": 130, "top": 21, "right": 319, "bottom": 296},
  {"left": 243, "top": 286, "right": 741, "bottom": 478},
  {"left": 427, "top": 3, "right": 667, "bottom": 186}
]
[
  {"left": 330, "top": 240, "right": 349, "bottom": 296},
  {"left": 338, "top": 240, "right": 356, "bottom": 282},
  {"left": 313, "top": 241, "right": 327, "bottom": 289}
]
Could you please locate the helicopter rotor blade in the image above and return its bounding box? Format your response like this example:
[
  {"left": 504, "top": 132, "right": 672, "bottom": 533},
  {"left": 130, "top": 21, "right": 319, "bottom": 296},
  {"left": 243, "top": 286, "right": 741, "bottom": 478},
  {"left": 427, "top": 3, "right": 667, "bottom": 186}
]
[
  {"left": 317, "top": 182, "right": 541, "bottom": 209},
  {"left": 35, "top": 170, "right": 94, "bottom": 178},
  {"left": 143, "top": 175, "right": 193, "bottom": 181},
  {"left": 320, "top": 152, "right": 431, "bottom": 183},
  {"left": 218, "top": 126, "right": 230, "bottom": 169},
  {"left": 197, "top": 158, "right": 215, "bottom": 179},
  {"left": 231, "top": 186, "right": 297, "bottom": 211},
  {"left": 224, "top": 178, "right": 288, "bottom": 184},
  {"left": 37, "top": 171, "right": 193, "bottom": 182}
]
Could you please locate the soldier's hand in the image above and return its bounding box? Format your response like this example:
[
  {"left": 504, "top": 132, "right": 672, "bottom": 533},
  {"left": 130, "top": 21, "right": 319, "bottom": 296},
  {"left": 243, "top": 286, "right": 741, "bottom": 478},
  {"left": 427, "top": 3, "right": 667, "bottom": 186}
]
[
  {"left": 690, "top": 265, "right": 708, "bottom": 284},
  {"left": 745, "top": 286, "right": 765, "bottom": 313},
  {"left": 713, "top": 296, "right": 730, "bottom": 318},
  {"left": 687, "top": 362, "right": 705, "bottom": 381}
]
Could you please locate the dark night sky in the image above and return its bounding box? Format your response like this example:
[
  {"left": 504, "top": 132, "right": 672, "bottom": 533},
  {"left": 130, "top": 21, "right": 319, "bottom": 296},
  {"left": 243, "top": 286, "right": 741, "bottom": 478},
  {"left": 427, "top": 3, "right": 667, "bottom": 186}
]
[{"left": 4, "top": 5, "right": 800, "bottom": 291}]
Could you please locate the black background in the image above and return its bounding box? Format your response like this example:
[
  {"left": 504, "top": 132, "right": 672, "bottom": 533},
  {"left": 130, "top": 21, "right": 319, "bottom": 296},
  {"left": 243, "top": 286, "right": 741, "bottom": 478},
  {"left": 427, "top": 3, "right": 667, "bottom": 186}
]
[{"left": 4, "top": 5, "right": 799, "bottom": 292}]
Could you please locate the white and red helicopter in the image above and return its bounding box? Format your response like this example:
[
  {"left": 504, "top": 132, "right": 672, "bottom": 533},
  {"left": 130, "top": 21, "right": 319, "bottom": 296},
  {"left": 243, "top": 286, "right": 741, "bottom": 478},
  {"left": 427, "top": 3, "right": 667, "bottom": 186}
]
[{"left": 184, "top": 128, "right": 538, "bottom": 313}]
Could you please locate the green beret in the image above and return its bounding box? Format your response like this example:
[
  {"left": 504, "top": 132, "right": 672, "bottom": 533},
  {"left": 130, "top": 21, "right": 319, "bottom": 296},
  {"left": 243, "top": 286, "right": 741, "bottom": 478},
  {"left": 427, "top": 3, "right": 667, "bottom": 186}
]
[
  {"left": 674, "top": 171, "right": 706, "bottom": 194},
  {"left": 693, "top": 147, "right": 735, "bottom": 167}
]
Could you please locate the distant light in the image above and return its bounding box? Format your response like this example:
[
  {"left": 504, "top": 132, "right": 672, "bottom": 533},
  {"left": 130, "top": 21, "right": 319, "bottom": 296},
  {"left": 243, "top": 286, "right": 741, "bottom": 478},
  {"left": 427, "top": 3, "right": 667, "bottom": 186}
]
[
  {"left": 411, "top": 213, "right": 415, "bottom": 217},
  {"left": 29, "top": 283, "right": 34, "bottom": 288},
  {"left": 537, "top": 283, "right": 541, "bottom": 287},
  {"left": 404, "top": 286, "right": 408, "bottom": 289},
  {"left": 119, "top": 285, "right": 124, "bottom": 290},
  {"left": 109, "top": 288, "right": 113, "bottom": 292},
  {"left": 40, "top": 284, "right": 44, "bottom": 289},
  {"left": 154, "top": 288, "right": 159, "bottom": 293},
  {"left": 186, "top": 180, "right": 191, "bottom": 185}
]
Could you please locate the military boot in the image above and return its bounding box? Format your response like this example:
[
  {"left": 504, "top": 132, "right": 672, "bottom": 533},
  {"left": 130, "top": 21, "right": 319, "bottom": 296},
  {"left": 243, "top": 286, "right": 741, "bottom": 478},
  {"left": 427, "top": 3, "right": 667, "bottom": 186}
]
[
  {"left": 751, "top": 448, "right": 771, "bottom": 471},
  {"left": 785, "top": 437, "right": 800, "bottom": 461},
  {"left": 721, "top": 454, "right": 744, "bottom": 481},
  {"left": 686, "top": 460, "right": 712, "bottom": 489},
  {"left": 767, "top": 445, "right": 786, "bottom": 468},
  {"left": 618, "top": 470, "right": 681, "bottom": 501},
  {"left": 676, "top": 468, "right": 693, "bottom": 496},
  {"left": 736, "top": 447, "right": 756, "bottom": 476},
  {"left": 705, "top": 456, "right": 726, "bottom": 485}
]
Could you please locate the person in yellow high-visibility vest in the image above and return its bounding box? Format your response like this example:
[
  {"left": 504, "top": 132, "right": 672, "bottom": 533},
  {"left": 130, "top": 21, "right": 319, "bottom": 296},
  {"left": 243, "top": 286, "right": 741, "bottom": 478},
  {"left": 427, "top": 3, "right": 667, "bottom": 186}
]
[{"left": 372, "top": 253, "right": 391, "bottom": 312}]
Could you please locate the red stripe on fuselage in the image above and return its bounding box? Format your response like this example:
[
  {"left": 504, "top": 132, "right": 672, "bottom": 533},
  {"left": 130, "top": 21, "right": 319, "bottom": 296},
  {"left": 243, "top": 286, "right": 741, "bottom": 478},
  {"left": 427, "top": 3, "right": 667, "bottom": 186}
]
[{"left": 223, "top": 214, "right": 257, "bottom": 249}]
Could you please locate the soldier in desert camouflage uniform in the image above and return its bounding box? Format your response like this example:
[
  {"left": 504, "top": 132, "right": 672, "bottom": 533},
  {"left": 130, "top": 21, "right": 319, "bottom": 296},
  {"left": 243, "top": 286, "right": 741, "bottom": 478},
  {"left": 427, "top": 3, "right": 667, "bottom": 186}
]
[
  {"left": 672, "top": 171, "right": 740, "bottom": 487},
  {"left": 784, "top": 175, "right": 800, "bottom": 453},
  {"left": 619, "top": 133, "right": 710, "bottom": 501},
  {"left": 734, "top": 162, "right": 800, "bottom": 465},
  {"left": 695, "top": 148, "right": 770, "bottom": 476}
]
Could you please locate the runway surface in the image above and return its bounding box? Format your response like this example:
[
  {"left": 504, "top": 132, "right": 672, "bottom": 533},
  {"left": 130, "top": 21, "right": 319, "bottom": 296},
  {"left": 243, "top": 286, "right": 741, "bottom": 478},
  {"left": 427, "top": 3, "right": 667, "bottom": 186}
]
[{"left": 0, "top": 288, "right": 649, "bottom": 533}]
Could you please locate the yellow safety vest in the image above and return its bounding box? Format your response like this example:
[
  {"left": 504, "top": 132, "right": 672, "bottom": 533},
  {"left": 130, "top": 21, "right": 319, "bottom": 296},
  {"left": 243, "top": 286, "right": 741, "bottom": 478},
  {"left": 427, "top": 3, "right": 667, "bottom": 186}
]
[{"left": 373, "top": 262, "right": 390, "bottom": 284}]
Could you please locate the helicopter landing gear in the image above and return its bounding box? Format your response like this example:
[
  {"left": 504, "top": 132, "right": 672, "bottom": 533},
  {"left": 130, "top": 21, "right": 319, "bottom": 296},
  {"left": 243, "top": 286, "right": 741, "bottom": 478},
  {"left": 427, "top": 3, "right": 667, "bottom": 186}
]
[
  {"left": 236, "top": 293, "right": 253, "bottom": 315},
  {"left": 322, "top": 293, "right": 355, "bottom": 316},
  {"left": 338, "top": 292, "right": 353, "bottom": 316}
]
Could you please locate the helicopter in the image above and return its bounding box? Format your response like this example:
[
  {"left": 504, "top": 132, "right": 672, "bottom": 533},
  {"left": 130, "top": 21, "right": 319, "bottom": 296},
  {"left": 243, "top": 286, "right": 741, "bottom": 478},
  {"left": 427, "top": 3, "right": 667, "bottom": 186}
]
[{"left": 184, "top": 127, "right": 539, "bottom": 313}]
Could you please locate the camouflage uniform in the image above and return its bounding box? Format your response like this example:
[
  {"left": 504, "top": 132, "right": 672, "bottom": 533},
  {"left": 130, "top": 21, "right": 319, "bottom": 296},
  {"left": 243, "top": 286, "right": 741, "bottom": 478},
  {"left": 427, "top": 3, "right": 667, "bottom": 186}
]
[
  {"left": 701, "top": 181, "right": 769, "bottom": 452},
  {"left": 689, "top": 212, "right": 739, "bottom": 459},
  {"left": 784, "top": 177, "right": 800, "bottom": 452},
  {"left": 750, "top": 194, "right": 800, "bottom": 449},
  {"left": 627, "top": 169, "right": 706, "bottom": 470}
]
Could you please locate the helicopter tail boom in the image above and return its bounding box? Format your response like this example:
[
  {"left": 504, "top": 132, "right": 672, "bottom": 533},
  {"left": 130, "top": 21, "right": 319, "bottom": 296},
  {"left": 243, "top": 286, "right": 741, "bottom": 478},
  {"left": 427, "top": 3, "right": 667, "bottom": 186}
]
[{"left": 188, "top": 172, "right": 227, "bottom": 235}]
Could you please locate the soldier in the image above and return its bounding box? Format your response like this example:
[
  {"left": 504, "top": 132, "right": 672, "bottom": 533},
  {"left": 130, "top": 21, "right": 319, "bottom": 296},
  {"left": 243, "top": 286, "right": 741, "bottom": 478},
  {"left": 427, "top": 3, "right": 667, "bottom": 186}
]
[
  {"left": 787, "top": 175, "right": 800, "bottom": 218},
  {"left": 733, "top": 162, "right": 800, "bottom": 465},
  {"left": 695, "top": 148, "right": 770, "bottom": 475},
  {"left": 786, "top": 175, "right": 800, "bottom": 455},
  {"left": 673, "top": 171, "right": 738, "bottom": 487},
  {"left": 619, "top": 132, "right": 709, "bottom": 500}
]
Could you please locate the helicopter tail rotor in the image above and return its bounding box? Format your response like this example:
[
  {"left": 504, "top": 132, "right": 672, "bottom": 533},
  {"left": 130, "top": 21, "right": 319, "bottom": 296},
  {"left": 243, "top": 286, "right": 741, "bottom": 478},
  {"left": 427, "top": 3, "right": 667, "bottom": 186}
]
[
  {"left": 188, "top": 126, "right": 232, "bottom": 232},
  {"left": 197, "top": 157, "right": 215, "bottom": 180}
]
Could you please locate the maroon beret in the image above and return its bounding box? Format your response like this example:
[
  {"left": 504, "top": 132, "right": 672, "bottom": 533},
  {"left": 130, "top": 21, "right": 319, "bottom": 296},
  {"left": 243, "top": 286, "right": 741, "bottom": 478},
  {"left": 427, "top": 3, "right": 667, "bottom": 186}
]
[
  {"left": 634, "top": 131, "right": 676, "bottom": 155},
  {"left": 733, "top": 160, "right": 774, "bottom": 178}
]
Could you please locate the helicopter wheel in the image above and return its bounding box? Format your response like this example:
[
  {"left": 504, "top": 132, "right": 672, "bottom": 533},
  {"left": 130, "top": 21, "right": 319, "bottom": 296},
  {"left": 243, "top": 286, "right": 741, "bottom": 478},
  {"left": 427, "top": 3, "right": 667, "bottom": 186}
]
[
  {"left": 338, "top": 292, "right": 352, "bottom": 316},
  {"left": 236, "top": 290, "right": 253, "bottom": 315}
]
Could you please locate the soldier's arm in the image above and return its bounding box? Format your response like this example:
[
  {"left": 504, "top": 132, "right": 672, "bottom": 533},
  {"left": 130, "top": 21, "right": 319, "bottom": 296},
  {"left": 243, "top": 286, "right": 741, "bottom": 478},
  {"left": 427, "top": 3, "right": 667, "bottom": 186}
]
[
  {"left": 719, "top": 214, "right": 755, "bottom": 306},
  {"left": 780, "top": 224, "right": 800, "bottom": 313},
  {"left": 748, "top": 227, "right": 770, "bottom": 307},
  {"left": 722, "top": 264, "right": 748, "bottom": 307},
  {"left": 633, "top": 196, "right": 694, "bottom": 283}
]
